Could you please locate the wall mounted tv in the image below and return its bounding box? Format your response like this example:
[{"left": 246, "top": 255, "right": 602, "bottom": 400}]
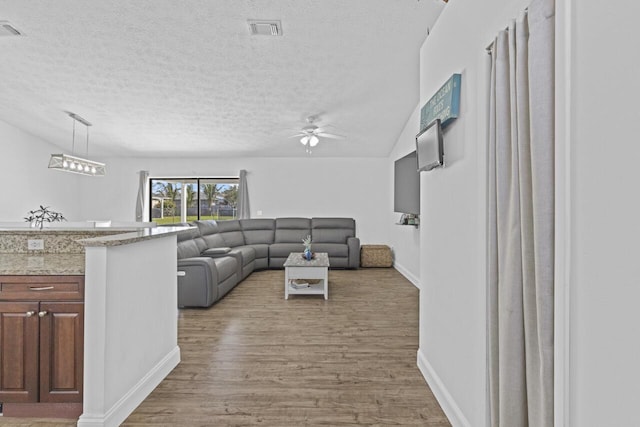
[
  {"left": 416, "top": 118, "right": 444, "bottom": 172},
  {"left": 394, "top": 151, "right": 420, "bottom": 215}
]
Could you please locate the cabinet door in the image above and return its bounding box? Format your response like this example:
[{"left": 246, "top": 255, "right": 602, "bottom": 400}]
[
  {"left": 39, "top": 301, "right": 84, "bottom": 403},
  {"left": 0, "top": 301, "right": 39, "bottom": 402}
]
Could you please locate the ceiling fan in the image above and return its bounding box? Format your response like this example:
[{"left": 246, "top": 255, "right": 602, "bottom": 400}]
[{"left": 290, "top": 115, "right": 344, "bottom": 153}]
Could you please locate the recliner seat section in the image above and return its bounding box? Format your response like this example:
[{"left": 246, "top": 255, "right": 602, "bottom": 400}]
[
  {"left": 176, "top": 228, "right": 239, "bottom": 308},
  {"left": 196, "top": 219, "right": 255, "bottom": 281},
  {"left": 240, "top": 218, "right": 275, "bottom": 270},
  {"left": 215, "top": 220, "right": 256, "bottom": 279},
  {"left": 269, "top": 218, "right": 311, "bottom": 268},
  {"left": 202, "top": 220, "right": 256, "bottom": 280},
  {"left": 311, "top": 217, "right": 360, "bottom": 269},
  {"left": 176, "top": 217, "right": 360, "bottom": 307}
]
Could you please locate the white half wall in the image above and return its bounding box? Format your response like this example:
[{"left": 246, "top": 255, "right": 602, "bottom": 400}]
[
  {"left": 80, "top": 233, "right": 180, "bottom": 427},
  {"left": 0, "top": 120, "right": 82, "bottom": 221},
  {"left": 415, "top": 0, "right": 529, "bottom": 425},
  {"left": 78, "top": 156, "right": 390, "bottom": 245}
]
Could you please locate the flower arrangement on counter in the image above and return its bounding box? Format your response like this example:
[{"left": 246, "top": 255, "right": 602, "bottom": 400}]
[{"left": 24, "top": 205, "right": 66, "bottom": 230}]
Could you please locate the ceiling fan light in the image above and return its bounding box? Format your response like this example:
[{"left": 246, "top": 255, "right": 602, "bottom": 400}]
[
  {"left": 309, "top": 135, "right": 320, "bottom": 147},
  {"left": 300, "top": 136, "right": 310, "bottom": 145}
]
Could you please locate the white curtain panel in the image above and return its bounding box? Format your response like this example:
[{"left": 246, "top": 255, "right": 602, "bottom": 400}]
[
  {"left": 488, "top": 0, "right": 555, "bottom": 425},
  {"left": 237, "top": 169, "right": 250, "bottom": 219},
  {"left": 135, "top": 170, "right": 150, "bottom": 221}
]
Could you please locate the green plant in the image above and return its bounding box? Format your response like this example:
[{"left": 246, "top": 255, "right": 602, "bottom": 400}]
[
  {"left": 162, "top": 200, "right": 176, "bottom": 217},
  {"left": 302, "top": 235, "right": 312, "bottom": 251},
  {"left": 24, "top": 205, "right": 66, "bottom": 230}
]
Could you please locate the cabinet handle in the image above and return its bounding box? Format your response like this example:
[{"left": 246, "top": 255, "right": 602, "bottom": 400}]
[
  {"left": 30, "top": 286, "right": 55, "bottom": 291},
  {"left": 38, "top": 310, "right": 48, "bottom": 317},
  {"left": 25, "top": 310, "right": 36, "bottom": 317}
]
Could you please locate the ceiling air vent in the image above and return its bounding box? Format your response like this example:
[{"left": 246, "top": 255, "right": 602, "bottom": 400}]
[
  {"left": 248, "top": 20, "right": 282, "bottom": 36},
  {"left": 0, "top": 21, "right": 22, "bottom": 37}
]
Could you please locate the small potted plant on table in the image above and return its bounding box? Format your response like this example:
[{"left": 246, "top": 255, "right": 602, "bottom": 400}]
[{"left": 302, "top": 235, "right": 313, "bottom": 260}]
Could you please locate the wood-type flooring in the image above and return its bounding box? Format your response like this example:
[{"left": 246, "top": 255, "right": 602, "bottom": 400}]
[{"left": 0, "top": 268, "right": 450, "bottom": 427}]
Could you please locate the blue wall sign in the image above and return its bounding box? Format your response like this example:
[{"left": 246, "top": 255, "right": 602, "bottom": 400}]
[{"left": 420, "top": 73, "right": 461, "bottom": 131}]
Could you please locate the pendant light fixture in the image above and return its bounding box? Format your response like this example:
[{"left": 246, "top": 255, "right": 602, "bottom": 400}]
[{"left": 49, "top": 112, "right": 106, "bottom": 176}]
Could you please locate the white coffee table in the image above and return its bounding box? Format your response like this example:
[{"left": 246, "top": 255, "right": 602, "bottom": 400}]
[{"left": 283, "top": 252, "right": 330, "bottom": 300}]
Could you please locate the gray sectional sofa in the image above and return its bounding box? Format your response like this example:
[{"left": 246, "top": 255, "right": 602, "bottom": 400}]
[{"left": 176, "top": 217, "right": 359, "bottom": 307}]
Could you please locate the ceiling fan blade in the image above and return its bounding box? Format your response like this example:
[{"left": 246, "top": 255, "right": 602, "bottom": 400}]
[
  {"left": 317, "top": 132, "right": 344, "bottom": 139},
  {"left": 288, "top": 133, "right": 307, "bottom": 138}
]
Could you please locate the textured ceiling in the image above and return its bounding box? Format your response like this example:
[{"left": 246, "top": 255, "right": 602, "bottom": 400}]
[{"left": 0, "top": 0, "right": 443, "bottom": 158}]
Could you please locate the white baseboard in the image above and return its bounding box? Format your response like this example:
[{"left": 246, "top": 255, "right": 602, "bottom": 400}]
[
  {"left": 417, "top": 348, "right": 471, "bottom": 427},
  {"left": 393, "top": 262, "right": 420, "bottom": 289},
  {"left": 77, "top": 346, "right": 181, "bottom": 427}
]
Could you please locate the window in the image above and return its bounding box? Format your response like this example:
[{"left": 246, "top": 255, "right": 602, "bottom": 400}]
[{"left": 149, "top": 177, "right": 239, "bottom": 224}]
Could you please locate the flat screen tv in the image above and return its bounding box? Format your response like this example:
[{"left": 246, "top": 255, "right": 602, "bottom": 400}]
[
  {"left": 416, "top": 118, "right": 444, "bottom": 172},
  {"left": 394, "top": 151, "right": 420, "bottom": 215}
]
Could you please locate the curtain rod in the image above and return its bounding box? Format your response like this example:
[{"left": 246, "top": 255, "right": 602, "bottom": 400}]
[{"left": 485, "top": 7, "right": 528, "bottom": 54}]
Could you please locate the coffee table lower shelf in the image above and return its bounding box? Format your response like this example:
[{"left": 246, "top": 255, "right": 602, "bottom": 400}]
[
  {"left": 287, "top": 280, "right": 326, "bottom": 298},
  {"left": 283, "top": 252, "right": 330, "bottom": 300}
]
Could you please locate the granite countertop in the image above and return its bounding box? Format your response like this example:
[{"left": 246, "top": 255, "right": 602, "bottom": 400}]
[
  {"left": 0, "top": 226, "right": 192, "bottom": 275},
  {"left": 78, "top": 226, "right": 192, "bottom": 247},
  {"left": 283, "top": 252, "right": 330, "bottom": 267},
  {"left": 0, "top": 253, "right": 85, "bottom": 275}
]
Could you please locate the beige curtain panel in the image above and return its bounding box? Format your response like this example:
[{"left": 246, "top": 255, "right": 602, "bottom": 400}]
[
  {"left": 136, "top": 170, "right": 150, "bottom": 222},
  {"left": 487, "top": 0, "right": 555, "bottom": 425},
  {"left": 238, "top": 169, "right": 250, "bottom": 220}
]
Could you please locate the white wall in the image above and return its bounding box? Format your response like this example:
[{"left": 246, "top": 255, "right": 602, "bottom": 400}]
[
  {"left": 0, "top": 120, "right": 82, "bottom": 221},
  {"left": 388, "top": 107, "right": 421, "bottom": 286},
  {"left": 567, "top": 2, "right": 640, "bottom": 426},
  {"left": 79, "top": 156, "right": 390, "bottom": 245},
  {"left": 414, "top": 0, "right": 529, "bottom": 425},
  {"left": 1, "top": 115, "right": 390, "bottom": 244}
]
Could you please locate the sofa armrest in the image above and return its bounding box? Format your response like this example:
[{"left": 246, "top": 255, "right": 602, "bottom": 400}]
[
  {"left": 347, "top": 236, "right": 360, "bottom": 269},
  {"left": 201, "top": 247, "right": 232, "bottom": 257},
  {"left": 177, "top": 257, "right": 219, "bottom": 307}
]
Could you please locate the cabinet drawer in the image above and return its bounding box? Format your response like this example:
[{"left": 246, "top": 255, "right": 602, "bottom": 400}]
[{"left": 0, "top": 276, "right": 84, "bottom": 301}]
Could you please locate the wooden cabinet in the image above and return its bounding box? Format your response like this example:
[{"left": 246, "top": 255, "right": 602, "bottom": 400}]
[
  {"left": 0, "top": 301, "right": 39, "bottom": 402},
  {"left": 0, "top": 276, "right": 84, "bottom": 405}
]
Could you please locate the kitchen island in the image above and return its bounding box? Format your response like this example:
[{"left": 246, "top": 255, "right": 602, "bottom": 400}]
[{"left": 0, "top": 226, "right": 188, "bottom": 426}]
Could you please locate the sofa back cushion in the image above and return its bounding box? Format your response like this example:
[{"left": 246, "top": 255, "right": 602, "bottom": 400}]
[
  {"left": 311, "top": 217, "right": 355, "bottom": 243},
  {"left": 177, "top": 240, "right": 200, "bottom": 259},
  {"left": 240, "top": 219, "right": 276, "bottom": 245},
  {"left": 275, "top": 218, "right": 311, "bottom": 243},
  {"left": 194, "top": 220, "right": 226, "bottom": 248},
  {"left": 176, "top": 228, "right": 206, "bottom": 259},
  {"left": 216, "top": 220, "right": 245, "bottom": 247}
]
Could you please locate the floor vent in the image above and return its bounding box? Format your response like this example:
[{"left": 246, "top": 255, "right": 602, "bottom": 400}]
[{"left": 248, "top": 20, "right": 282, "bottom": 36}]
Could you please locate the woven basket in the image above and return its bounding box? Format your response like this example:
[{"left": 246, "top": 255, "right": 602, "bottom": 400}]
[{"left": 360, "top": 245, "right": 393, "bottom": 268}]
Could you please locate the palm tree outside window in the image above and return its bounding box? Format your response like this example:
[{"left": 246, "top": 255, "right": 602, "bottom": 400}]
[{"left": 149, "top": 177, "right": 239, "bottom": 224}]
